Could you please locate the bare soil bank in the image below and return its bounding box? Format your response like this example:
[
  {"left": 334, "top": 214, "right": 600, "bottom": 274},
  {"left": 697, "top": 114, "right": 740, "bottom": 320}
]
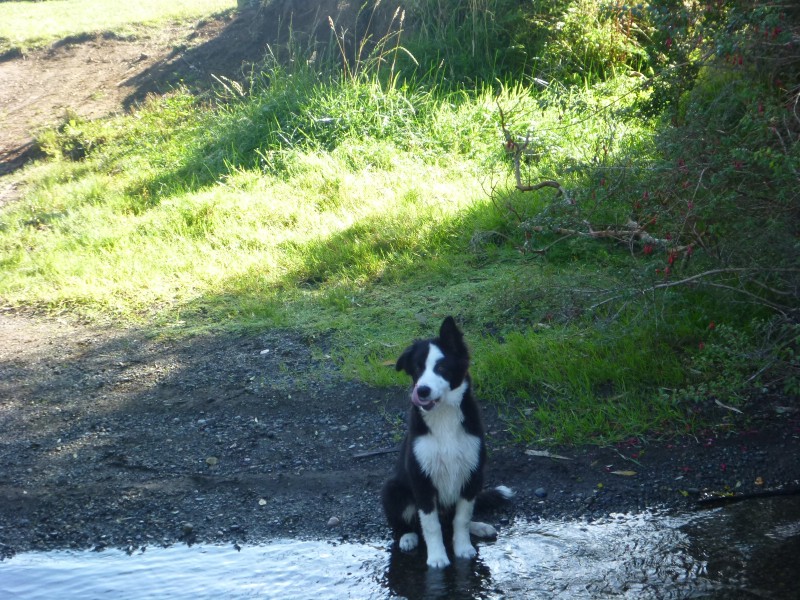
[{"left": 0, "top": 4, "right": 352, "bottom": 184}]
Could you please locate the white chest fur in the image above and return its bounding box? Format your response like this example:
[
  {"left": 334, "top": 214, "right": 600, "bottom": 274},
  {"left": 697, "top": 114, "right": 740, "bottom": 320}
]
[{"left": 413, "top": 404, "right": 481, "bottom": 508}]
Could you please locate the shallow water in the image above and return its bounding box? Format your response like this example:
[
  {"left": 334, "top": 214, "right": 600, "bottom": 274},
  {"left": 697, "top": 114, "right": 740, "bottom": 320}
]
[{"left": 2, "top": 496, "right": 798, "bottom": 599}]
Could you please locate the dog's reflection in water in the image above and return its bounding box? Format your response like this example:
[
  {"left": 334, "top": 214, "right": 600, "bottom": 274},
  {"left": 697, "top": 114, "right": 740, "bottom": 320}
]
[{"left": 382, "top": 541, "right": 495, "bottom": 600}]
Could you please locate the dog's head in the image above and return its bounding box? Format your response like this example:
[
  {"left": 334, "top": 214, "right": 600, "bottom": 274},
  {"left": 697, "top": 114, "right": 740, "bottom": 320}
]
[{"left": 395, "top": 316, "right": 470, "bottom": 411}]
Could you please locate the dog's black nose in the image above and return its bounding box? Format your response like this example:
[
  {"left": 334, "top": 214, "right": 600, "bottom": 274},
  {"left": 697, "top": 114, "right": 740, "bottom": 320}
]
[{"left": 417, "top": 385, "right": 431, "bottom": 399}]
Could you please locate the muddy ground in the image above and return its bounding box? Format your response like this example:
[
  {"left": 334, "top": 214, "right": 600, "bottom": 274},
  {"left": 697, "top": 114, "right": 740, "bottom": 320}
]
[
  {"left": 1, "top": 310, "right": 799, "bottom": 560},
  {"left": 1, "top": 6, "right": 800, "bottom": 562}
]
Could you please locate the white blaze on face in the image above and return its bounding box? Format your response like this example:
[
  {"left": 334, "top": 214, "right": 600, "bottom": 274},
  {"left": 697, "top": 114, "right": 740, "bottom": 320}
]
[{"left": 416, "top": 344, "right": 448, "bottom": 400}]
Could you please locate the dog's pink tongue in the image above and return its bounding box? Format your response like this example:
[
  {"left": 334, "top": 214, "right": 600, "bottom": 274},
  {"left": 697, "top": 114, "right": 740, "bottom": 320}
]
[
  {"left": 410, "top": 384, "right": 434, "bottom": 409},
  {"left": 411, "top": 384, "right": 432, "bottom": 408}
]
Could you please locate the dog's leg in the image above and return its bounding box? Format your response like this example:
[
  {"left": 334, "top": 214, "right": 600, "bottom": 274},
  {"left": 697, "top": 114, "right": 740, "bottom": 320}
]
[
  {"left": 397, "top": 502, "right": 419, "bottom": 551},
  {"left": 399, "top": 532, "right": 419, "bottom": 551},
  {"left": 419, "top": 510, "right": 450, "bottom": 568},
  {"left": 452, "top": 498, "right": 478, "bottom": 560}
]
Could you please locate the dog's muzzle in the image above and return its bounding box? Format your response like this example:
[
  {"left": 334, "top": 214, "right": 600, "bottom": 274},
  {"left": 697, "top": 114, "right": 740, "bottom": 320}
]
[{"left": 411, "top": 384, "right": 437, "bottom": 410}]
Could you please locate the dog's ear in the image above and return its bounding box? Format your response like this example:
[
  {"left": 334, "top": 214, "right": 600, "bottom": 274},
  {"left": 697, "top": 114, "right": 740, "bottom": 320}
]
[
  {"left": 439, "top": 316, "right": 468, "bottom": 357},
  {"left": 440, "top": 316, "right": 460, "bottom": 338},
  {"left": 395, "top": 344, "right": 414, "bottom": 373}
]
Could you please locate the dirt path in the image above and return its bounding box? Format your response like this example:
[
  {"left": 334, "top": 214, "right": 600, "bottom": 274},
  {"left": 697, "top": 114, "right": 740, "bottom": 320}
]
[
  {"left": 0, "top": 8, "right": 283, "bottom": 189},
  {"left": 0, "top": 30, "right": 174, "bottom": 175},
  {"left": 0, "top": 1, "right": 360, "bottom": 189},
  {"left": 1, "top": 5, "right": 800, "bottom": 562}
]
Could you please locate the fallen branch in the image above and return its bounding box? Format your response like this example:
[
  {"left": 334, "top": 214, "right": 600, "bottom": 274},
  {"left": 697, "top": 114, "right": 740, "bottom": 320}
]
[
  {"left": 525, "top": 449, "right": 573, "bottom": 460},
  {"left": 492, "top": 103, "right": 799, "bottom": 317},
  {"left": 649, "top": 268, "right": 798, "bottom": 315},
  {"left": 523, "top": 221, "right": 692, "bottom": 255},
  {"left": 352, "top": 446, "right": 399, "bottom": 459},
  {"left": 527, "top": 232, "right": 577, "bottom": 255},
  {"left": 696, "top": 485, "right": 800, "bottom": 508},
  {"left": 714, "top": 399, "right": 744, "bottom": 414},
  {"left": 517, "top": 179, "right": 565, "bottom": 195},
  {"left": 496, "top": 103, "right": 684, "bottom": 255},
  {"left": 649, "top": 268, "right": 756, "bottom": 290}
]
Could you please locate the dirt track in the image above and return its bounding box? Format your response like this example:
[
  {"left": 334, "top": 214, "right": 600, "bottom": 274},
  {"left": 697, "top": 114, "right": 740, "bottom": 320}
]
[
  {"left": 1, "top": 8, "right": 800, "bottom": 562},
  {"left": 0, "top": 6, "right": 298, "bottom": 188}
]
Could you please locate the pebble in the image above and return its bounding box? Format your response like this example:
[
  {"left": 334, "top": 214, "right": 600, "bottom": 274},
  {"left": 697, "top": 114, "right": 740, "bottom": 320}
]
[
  {"left": 327, "top": 516, "right": 341, "bottom": 527},
  {"left": 534, "top": 487, "right": 548, "bottom": 498}
]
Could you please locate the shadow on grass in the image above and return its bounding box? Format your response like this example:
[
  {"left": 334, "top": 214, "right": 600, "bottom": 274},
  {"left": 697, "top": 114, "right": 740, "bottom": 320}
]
[
  {"left": 109, "top": 4, "right": 337, "bottom": 207},
  {"left": 121, "top": 0, "right": 405, "bottom": 110},
  {"left": 120, "top": 4, "right": 343, "bottom": 110},
  {"left": 117, "top": 1, "right": 416, "bottom": 207}
]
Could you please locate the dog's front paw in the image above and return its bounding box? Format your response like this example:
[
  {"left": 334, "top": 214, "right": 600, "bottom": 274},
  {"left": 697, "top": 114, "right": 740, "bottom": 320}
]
[
  {"left": 399, "top": 532, "right": 419, "bottom": 552},
  {"left": 426, "top": 549, "right": 451, "bottom": 569},
  {"left": 454, "top": 541, "right": 477, "bottom": 560}
]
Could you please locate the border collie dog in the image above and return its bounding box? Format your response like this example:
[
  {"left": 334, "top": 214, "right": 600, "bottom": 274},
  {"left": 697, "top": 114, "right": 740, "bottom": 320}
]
[{"left": 382, "top": 316, "right": 513, "bottom": 568}]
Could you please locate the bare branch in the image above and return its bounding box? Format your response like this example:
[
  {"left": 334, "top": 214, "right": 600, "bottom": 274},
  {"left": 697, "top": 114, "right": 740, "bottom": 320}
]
[
  {"left": 647, "top": 269, "right": 798, "bottom": 315},
  {"left": 650, "top": 268, "right": 759, "bottom": 290},
  {"left": 496, "top": 102, "right": 566, "bottom": 197},
  {"left": 526, "top": 232, "right": 577, "bottom": 254},
  {"left": 516, "top": 179, "right": 565, "bottom": 194}
]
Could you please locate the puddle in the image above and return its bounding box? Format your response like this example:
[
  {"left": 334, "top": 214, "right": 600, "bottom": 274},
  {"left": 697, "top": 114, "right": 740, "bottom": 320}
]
[{"left": 2, "top": 496, "right": 798, "bottom": 599}]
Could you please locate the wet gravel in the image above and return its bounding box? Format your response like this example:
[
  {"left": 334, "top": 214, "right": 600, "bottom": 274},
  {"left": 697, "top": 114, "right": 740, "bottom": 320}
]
[{"left": 1, "top": 312, "right": 799, "bottom": 560}]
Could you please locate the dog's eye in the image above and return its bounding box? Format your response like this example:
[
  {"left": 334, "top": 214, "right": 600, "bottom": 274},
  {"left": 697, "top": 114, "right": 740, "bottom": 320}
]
[{"left": 434, "top": 363, "right": 447, "bottom": 376}]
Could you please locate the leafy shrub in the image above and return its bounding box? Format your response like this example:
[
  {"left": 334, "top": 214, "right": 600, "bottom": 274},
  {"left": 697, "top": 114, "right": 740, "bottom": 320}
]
[{"left": 531, "top": 0, "right": 652, "bottom": 84}]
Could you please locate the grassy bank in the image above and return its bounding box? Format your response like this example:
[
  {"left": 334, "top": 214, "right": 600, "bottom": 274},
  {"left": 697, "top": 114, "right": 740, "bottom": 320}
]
[{"left": 1, "top": 0, "right": 797, "bottom": 444}]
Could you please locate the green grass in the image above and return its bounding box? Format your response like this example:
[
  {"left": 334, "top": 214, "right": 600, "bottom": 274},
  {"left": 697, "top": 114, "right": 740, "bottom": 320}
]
[
  {"left": 2, "top": 1, "right": 795, "bottom": 445},
  {"left": 0, "top": 68, "right": 702, "bottom": 444},
  {"left": 0, "top": 0, "right": 235, "bottom": 54}
]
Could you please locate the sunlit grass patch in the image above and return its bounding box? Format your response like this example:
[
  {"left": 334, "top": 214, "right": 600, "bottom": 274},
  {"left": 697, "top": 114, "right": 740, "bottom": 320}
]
[
  {"left": 0, "top": 100, "right": 483, "bottom": 324},
  {"left": 0, "top": 67, "right": 683, "bottom": 447}
]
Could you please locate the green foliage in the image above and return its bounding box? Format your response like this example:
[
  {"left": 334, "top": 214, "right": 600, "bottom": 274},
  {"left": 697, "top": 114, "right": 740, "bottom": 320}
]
[
  {"left": 779, "top": 324, "right": 800, "bottom": 397},
  {"left": 532, "top": 0, "right": 652, "bottom": 84},
  {"left": 400, "top": 0, "right": 654, "bottom": 85},
  {"left": 679, "top": 323, "right": 759, "bottom": 404},
  {"left": 643, "top": 0, "right": 799, "bottom": 118},
  {"left": 37, "top": 112, "right": 104, "bottom": 161}
]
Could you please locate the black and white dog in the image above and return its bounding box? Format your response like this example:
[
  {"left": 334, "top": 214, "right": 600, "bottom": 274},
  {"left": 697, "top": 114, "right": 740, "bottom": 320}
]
[{"left": 382, "top": 316, "right": 512, "bottom": 568}]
